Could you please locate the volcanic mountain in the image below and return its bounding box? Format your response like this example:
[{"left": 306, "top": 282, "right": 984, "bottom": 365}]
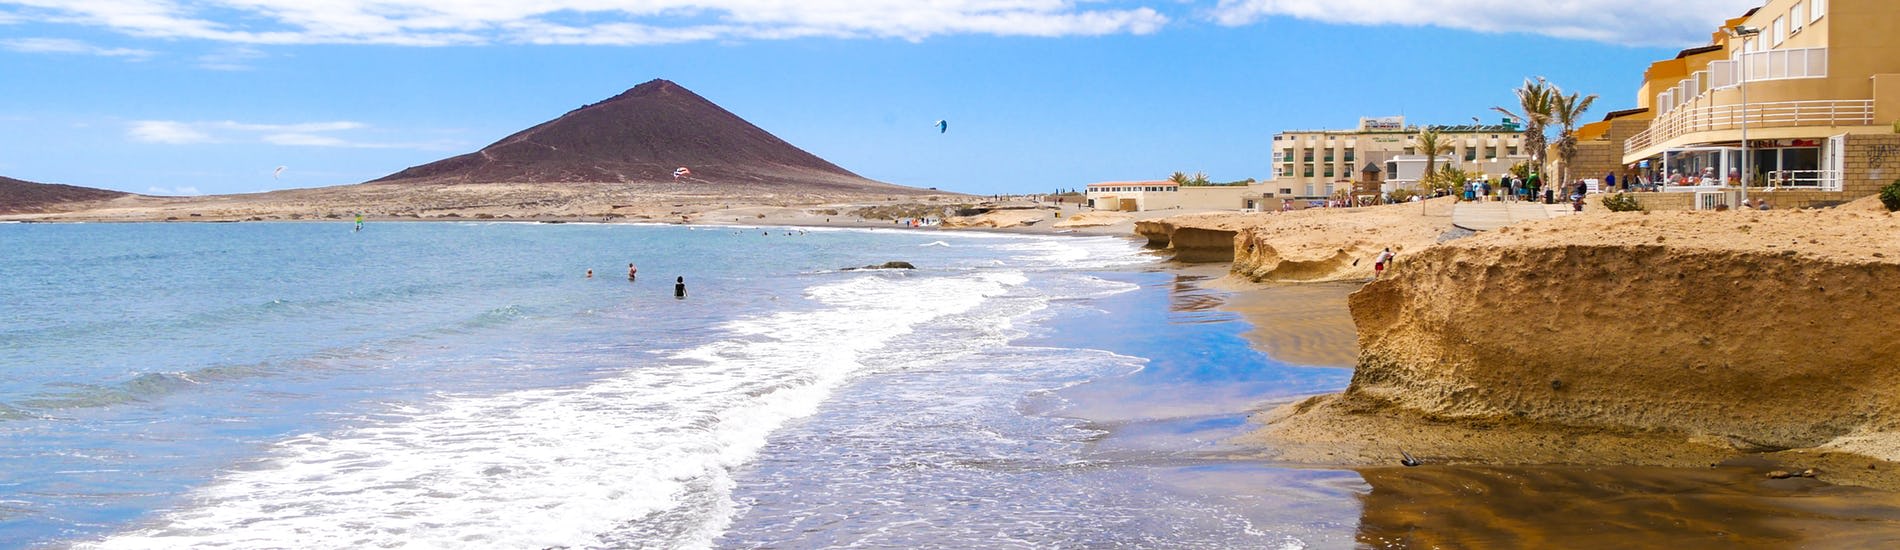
[
  {"left": 0, "top": 176, "right": 130, "bottom": 214},
  {"left": 370, "top": 79, "right": 919, "bottom": 194}
]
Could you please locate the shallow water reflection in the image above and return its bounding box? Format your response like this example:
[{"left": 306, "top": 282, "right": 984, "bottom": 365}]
[{"left": 1354, "top": 465, "right": 1900, "bottom": 549}]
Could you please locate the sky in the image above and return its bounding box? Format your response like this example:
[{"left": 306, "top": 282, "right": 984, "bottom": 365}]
[{"left": 0, "top": 0, "right": 1765, "bottom": 196}]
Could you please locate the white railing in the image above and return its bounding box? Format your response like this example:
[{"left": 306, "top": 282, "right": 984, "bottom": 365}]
[
  {"left": 1625, "top": 99, "right": 1874, "bottom": 154},
  {"left": 1661, "top": 170, "right": 1841, "bottom": 192}
]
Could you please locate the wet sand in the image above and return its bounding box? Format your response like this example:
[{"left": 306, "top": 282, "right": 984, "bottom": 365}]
[{"left": 1207, "top": 279, "right": 1359, "bottom": 368}]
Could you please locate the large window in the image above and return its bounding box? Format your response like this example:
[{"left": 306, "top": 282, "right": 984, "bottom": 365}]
[
  {"left": 1773, "top": 16, "right": 1786, "bottom": 46},
  {"left": 1812, "top": 0, "right": 1826, "bottom": 22},
  {"left": 1791, "top": 3, "right": 1804, "bottom": 34}
]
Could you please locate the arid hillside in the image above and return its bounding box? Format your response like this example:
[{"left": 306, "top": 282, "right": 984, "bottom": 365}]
[
  {"left": 0, "top": 176, "right": 131, "bottom": 214},
  {"left": 370, "top": 79, "right": 921, "bottom": 195}
]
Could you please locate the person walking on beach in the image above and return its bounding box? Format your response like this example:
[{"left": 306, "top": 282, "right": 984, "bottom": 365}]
[
  {"left": 1373, "top": 248, "right": 1395, "bottom": 278},
  {"left": 674, "top": 276, "right": 686, "bottom": 298}
]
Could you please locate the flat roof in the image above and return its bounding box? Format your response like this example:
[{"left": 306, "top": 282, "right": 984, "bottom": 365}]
[{"left": 1085, "top": 181, "right": 1171, "bottom": 188}]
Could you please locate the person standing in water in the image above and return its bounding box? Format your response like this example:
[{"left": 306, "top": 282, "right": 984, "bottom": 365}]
[
  {"left": 674, "top": 276, "right": 686, "bottom": 298},
  {"left": 627, "top": 263, "right": 638, "bottom": 281},
  {"left": 353, "top": 213, "right": 364, "bottom": 232}
]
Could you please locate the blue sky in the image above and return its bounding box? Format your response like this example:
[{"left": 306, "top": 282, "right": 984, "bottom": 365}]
[{"left": 0, "top": 0, "right": 1762, "bottom": 196}]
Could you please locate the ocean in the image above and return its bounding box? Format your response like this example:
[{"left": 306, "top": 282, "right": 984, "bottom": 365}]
[{"left": 0, "top": 222, "right": 1361, "bottom": 549}]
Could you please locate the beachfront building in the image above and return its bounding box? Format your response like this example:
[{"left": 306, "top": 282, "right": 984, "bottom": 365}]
[
  {"left": 1620, "top": 0, "right": 1900, "bottom": 209},
  {"left": 1083, "top": 180, "right": 1268, "bottom": 212},
  {"left": 1268, "top": 116, "right": 1531, "bottom": 197}
]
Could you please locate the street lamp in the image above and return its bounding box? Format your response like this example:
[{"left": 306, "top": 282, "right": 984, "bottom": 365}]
[{"left": 1730, "top": 24, "right": 1761, "bottom": 205}]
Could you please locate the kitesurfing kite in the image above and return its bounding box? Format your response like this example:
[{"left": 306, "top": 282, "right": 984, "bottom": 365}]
[
  {"left": 673, "top": 167, "right": 692, "bottom": 180},
  {"left": 934, "top": 120, "right": 948, "bottom": 134},
  {"left": 273, "top": 166, "right": 286, "bottom": 180}
]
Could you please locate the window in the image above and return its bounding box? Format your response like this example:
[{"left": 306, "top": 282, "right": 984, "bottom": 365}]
[
  {"left": 1324, "top": 166, "right": 1335, "bottom": 178},
  {"left": 1280, "top": 166, "right": 1292, "bottom": 177},
  {"left": 1345, "top": 151, "right": 1356, "bottom": 162},
  {"left": 1303, "top": 167, "right": 1314, "bottom": 178},
  {"left": 1773, "top": 16, "right": 1786, "bottom": 46},
  {"left": 1791, "top": 3, "right": 1804, "bottom": 34},
  {"left": 1508, "top": 146, "right": 1520, "bottom": 156},
  {"left": 1403, "top": 147, "right": 1416, "bottom": 155},
  {"left": 1812, "top": 0, "right": 1826, "bottom": 22}
]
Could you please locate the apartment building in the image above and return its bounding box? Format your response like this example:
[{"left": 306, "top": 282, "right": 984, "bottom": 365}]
[{"left": 1621, "top": 0, "right": 1900, "bottom": 208}]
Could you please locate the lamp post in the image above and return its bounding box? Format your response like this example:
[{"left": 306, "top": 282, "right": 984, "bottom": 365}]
[{"left": 1730, "top": 25, "right": 1761, "bottom": 206}]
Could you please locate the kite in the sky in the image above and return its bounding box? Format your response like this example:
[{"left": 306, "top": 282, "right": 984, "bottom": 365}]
[
  {"left": 934, "top": 120, "right": 948, "bottom": 134},
  {"left": 273, "top": 166, "right": 286, "bottom": 179}
]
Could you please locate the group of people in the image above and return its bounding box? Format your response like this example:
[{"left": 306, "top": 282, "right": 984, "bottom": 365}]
[{"left": 583, "top": 262, "right": 686, "bottom": 297}]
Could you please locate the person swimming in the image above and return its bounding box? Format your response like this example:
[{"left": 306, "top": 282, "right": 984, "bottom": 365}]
[
  {"left": 674, "top": 276, "right": 686, "bottom": 298},
  {"left": 586, "top": 269, "right": 593, "bottom": 279}
]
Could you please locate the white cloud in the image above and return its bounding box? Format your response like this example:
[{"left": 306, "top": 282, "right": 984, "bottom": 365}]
[
  {"left": 0, "top": 1, "right": 1170, "bottom": 46},
  {"left": 1210, "top": 0, "right": 1762, "bottom": 47},
  {"left": 128, "top": 118, "right": 456, "bottom": 150},
  {"left": 145, "top": 185, "right": 202, "bottom": 195},
  {"left": 196, "top": 45, "right": 266, "bottom": 70},
  {"left": 129, "top": 120, "right": 214, "bottom": 144},
  {"left": 1, "top": 36, "right": 154, "bottom": 58}
]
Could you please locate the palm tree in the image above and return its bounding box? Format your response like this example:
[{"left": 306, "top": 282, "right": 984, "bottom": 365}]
[
  {"left": 1168, "top": 171, "right": 1191, "bottom": 186},
  {"left": 1414, "top": 128, "right": 1455, "bottom": 193},
  {"left": 1494, "top": 77, "right": 1555, "bottom": 179},
  {"left": 1550, "top": 88, "right": 1599, "bottom": 192}
]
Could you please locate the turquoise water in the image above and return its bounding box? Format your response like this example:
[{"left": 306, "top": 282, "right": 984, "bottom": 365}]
[{"left": 4, "top": 222, "right": 1371, "bottom": 548}]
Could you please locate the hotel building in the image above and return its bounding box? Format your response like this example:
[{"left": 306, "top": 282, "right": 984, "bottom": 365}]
[
  {"left": 1267, "top": 117, "right": 1531, "bottom": 198},
  {"left": 1618, "top": 0, "right": 1900, "bottom": 208}
]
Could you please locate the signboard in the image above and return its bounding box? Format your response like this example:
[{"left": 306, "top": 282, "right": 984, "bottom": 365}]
[
  {"left": 1360, "top": 116, "right": 1405, "bottom": 131},
  {"left": 1751, "top": 139, "right": 1819, "bottom": 148}
]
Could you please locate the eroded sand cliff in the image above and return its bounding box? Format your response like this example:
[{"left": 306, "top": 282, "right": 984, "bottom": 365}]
[
  {"left": 1138, "top": 199, "right": 1456, "bottom": 277},
  {"left": 1249, "top": 208, "right": 1900, "bottom": 487}
]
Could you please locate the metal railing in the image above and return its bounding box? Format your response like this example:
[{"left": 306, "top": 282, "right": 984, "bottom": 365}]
[{"left": 1625, "top": 99, "right": 1874, "bottom": 154}]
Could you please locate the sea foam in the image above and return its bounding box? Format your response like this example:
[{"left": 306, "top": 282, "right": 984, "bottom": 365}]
[{"left": 86, "top": 271, "right": 1030, "bottom": 549}]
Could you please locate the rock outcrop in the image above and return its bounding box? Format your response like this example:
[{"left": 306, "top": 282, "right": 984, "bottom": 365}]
[
  {"left": 1269, "top": 209, "right": 1900, "bottom": 467},
  {"left": 1138, "top": 199, "right": 1455, "bottom": 271},
  {"left": 942, "top": 209, "right": 1046, "bottom": 229},
  {"left": 1134, "top": 217, "right": 1238, "bottom": 263}
]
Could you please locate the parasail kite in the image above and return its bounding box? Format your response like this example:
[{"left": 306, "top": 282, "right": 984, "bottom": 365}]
[
  {"left": 673, "top": 167, "right": 691, "bottom": 180},
  {"left": 934, "top": 120, "right": 947, "bottom": 134},
  {"left": 273, "top": 166, "right": 286, "bottom": 179}
]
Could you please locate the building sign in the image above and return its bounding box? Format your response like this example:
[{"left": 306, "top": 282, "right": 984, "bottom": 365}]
[
  {"left": 1360, "top": 116, "right": 1405, "bottom": 131},
  {"left": 1751, "top": 139, "right": 1819, "bottom": 148}
]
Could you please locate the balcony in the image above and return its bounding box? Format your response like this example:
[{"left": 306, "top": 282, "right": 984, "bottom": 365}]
[{"left": 1625, "top": 99, "right": 1874, "bottom": 156}]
